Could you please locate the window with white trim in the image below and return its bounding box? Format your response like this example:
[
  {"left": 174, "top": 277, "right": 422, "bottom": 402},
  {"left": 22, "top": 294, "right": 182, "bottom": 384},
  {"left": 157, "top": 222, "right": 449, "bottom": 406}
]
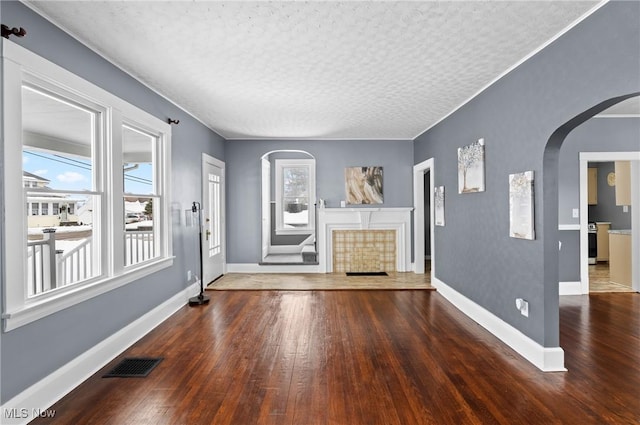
[
  {"left": 2, "top": 41, "right": 173, "bottom": 331},
  {"left": 274, "top": 159, "right": 315, "bottom": 234}
]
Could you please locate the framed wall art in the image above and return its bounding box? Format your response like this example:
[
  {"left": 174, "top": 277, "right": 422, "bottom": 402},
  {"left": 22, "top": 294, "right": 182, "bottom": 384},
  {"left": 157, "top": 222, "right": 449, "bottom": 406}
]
[
  {"left": 509, "top": 170, "right": 535, "bottom": 240},
  {"left": 458, "top": 138, "right": 485, "bottom": 193},
  {"left": 345, "top": 166, "right": 383, "bottom": 205},
  {"left": 435, "top": 186, "right": 445, "bottom": 226}
]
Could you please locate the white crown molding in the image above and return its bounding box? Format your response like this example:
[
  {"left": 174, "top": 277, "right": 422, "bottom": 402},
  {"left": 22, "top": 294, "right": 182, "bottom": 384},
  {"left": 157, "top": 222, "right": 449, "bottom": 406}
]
[
  {"left": 21, "top": 1, "right": 226, "bottom": 141},
  {"left": 413, "top": 0, "right": 609, "bottom": 140},
  {"left": 592, "top": 114, "right": 640, "bottom": 118}
]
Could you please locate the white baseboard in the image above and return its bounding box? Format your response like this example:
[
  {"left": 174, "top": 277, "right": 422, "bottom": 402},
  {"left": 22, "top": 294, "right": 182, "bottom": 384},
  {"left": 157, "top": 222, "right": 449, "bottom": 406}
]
[
  {"left": 227, "top": 263, "right": 321, "bottom": 273},
  {"left": 559, "top": 281, "right": 583, "bottom": 296},
  {"left": 0, "top": 282, "right": 199, "bottom": 425},
  {"left": 432, "top": 277, "right": 566, "bottom": 372}
]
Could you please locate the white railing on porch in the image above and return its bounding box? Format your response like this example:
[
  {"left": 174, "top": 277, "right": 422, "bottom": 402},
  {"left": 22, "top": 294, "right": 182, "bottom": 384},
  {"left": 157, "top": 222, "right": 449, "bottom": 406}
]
[
  {"left": 125, "top": 229, "right": 154, "bottom": 267},
  {"left": 27, "top": 228, "right": 155, "bottom": 296},
  {"left": 57, "top": 237, "right": 93, "bottom": 287},
  {"left": 26, "top": 229, "right": 58, "bottom": 296}
]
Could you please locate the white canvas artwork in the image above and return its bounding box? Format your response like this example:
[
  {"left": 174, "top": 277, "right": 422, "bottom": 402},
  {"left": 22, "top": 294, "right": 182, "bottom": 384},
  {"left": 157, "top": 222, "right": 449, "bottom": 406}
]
[
  {"left": 458, "top": 138, "right": 485, "bottom": 193},
  {"left": 509, "top": 171, "right": 535, "bottom": 240},
  {"left": 435, "top": 186, "right": 445, "bottom": 226}
]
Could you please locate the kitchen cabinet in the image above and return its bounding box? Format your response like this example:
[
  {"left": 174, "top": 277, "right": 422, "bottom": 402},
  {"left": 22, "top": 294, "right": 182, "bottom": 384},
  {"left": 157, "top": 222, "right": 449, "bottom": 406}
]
[
  {"left": 609, "top": 231, "right": 631, "bottom": 287},
  {"left": 588, "top": 167, "right": 598, "bottom": 205},
  {"left": 615, "top": 161, "right": 631, "bottom": 206},
  {"left": 596, "top": 222, "right": 610, "bottom": 262}
]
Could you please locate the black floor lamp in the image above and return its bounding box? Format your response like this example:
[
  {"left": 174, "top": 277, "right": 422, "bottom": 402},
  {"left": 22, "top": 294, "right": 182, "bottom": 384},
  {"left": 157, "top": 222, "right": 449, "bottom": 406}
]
[{"left": 189, "top": 201, "right": 210, "bottom": 306}]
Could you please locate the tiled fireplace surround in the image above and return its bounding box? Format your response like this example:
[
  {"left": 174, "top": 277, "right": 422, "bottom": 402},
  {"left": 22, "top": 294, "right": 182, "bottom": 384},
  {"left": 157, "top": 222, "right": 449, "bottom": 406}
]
[{"left": 317, "top": 208, "right": 413, "bottom": 273}]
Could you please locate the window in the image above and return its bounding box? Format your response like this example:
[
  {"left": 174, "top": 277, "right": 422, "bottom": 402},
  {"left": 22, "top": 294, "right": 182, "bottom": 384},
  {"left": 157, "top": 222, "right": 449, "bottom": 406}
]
[
  {"left": 2, "top": 41, "right": 172, "bottom": 331},
  {"left": 122, "top": 124, "right": 159, "bottom": 267},
  {"left": 275, "top": 159, "right": 315, "bottom": 234}
]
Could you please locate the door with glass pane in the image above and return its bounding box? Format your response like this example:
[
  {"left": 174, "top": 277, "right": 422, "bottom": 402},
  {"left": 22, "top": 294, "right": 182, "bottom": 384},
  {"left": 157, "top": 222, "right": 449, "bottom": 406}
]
[{"left": 202, "top": 154, "right": 225, "bottom": 284}]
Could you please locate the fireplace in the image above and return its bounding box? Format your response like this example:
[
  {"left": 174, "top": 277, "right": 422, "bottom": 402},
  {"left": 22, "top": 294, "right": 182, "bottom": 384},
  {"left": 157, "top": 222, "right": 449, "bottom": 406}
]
[
  {"left": 332, "top": 229, "right": 396, "bottom": 273},
  {"left": 317, "top": 208, "right": 413, "bottom": 273}
]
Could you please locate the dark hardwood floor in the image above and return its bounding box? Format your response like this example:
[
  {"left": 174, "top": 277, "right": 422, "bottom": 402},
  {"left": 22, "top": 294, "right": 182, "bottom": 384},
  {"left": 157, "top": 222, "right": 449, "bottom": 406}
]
[{"left": 32, "top": 290, "right": 639, "bottom": 424}]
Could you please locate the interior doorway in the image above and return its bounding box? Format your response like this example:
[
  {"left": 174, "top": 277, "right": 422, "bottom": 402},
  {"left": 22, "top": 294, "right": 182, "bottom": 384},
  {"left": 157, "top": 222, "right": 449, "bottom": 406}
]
[
  {"left": 413, "top": 158, "right": 435, "bottom": 279},
  {"left": 424, "top": 171, "right": 432, "bottom": 275},
  {"left": 579, "top": 153, "right": 639, "bottom": 294},
  {"left": 202, "top": 153, "right": 225, "bottom": 284}
]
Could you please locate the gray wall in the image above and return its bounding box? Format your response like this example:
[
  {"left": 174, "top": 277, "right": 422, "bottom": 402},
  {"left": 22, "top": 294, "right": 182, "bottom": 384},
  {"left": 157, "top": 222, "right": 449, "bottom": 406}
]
[
  {"left": 559, "top": 117, "right": 639, "bottom": 225},
  {"left": 0, "top": 2, "right": 225, "bottom": 402},
  {"left": 413, "top": 1, "right": 640, "bottom": 347},
  {"left": 556, "top": 117, "right": 639, "bottom": 282},
  {"left": 227, "top": 139, "right": 413, "bottom": 263}
]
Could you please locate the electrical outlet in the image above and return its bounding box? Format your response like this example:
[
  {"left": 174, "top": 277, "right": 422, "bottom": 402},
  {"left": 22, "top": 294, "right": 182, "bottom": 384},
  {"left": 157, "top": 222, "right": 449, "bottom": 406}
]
[
  {"left": 187, "top": 270, "right": 192, "bottom": 281},
  {"left": 572, "top": 208, "right": 579, "bottom": 218}
]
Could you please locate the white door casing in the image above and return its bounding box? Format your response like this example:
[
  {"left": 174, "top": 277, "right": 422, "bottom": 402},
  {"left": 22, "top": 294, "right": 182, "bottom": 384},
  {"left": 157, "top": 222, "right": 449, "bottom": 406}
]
[
  {"left": 413, "top": 158, "right": 435, "bottom": 278},
  {"left": 202, "top": 154, "right": 225, "bottom": 284},
  {"left": 578, "top": 152, "right": 639, "bottom": 294}
]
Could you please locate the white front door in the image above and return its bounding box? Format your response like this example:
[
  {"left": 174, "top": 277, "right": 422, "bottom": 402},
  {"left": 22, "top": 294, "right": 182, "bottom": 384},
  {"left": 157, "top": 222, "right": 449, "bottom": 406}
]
[{"left": 202, "top": 154, "right": 225, "bottom": 284}]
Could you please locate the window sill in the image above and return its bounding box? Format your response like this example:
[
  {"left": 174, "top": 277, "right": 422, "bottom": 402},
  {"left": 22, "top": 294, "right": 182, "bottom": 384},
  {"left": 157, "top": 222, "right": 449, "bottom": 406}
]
[{"left": 2, "top": 256, "right": 174, "bottom": 332}]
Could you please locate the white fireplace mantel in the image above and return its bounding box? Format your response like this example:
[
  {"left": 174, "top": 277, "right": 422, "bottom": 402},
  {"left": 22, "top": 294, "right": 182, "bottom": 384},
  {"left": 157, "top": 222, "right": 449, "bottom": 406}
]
[{"left": 317, "top": 207, "right": 413, "bottom": 272}]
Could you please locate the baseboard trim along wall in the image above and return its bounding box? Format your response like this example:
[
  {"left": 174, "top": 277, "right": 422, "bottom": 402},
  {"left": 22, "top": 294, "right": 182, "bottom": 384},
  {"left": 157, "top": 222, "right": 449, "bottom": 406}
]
[
  {"left": 559, "top": 281, "right": 583, "bottom": 296},
  {"left": 0, "top": 282, "right": 200, "bottom": 425},
  {"left": 432, "top": 277, "right": 566, "bottom": 372},
  {"left": 227, "top": 263, "right": 321, "bottom": 273}
]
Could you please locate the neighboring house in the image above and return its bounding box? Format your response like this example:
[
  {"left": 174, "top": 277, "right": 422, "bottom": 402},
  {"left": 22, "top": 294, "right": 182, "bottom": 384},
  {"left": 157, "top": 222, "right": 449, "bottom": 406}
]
[{"left": 23, "top": 171, "right": 81, "bottom": 227}]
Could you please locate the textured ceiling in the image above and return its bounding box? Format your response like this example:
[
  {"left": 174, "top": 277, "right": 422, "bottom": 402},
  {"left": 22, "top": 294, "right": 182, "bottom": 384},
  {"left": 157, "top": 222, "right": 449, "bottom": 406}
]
[{"left": 25, "top": 1, "right": 603, "bottom": 140}]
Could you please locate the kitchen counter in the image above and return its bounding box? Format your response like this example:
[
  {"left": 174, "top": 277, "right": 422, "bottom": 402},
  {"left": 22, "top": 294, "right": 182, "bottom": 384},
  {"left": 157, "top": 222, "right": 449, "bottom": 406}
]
[{"left": 609, "top": 231, "right": 631, "bottom": 287}]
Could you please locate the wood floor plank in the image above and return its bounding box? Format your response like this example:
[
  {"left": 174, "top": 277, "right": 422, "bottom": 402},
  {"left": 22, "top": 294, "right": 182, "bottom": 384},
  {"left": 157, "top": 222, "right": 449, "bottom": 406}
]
[{"left": 31, "top": 290, "right": 640, "bottom": 424}]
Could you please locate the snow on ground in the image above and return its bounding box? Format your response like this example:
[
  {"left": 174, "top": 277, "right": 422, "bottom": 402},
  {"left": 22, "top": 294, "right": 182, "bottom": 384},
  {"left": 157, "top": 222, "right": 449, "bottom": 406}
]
[{"left": 28, "top": 225, "right": 93, "bottom": 236}]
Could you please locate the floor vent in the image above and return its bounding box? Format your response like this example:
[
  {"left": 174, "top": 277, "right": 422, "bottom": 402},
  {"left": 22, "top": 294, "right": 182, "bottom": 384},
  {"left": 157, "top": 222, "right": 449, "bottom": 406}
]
[
  {"left": 103, "top": 357, "right": 163, "bottom": 378},
  {"left": 346, "top": 271, "right": 388, "bottom": 276}
]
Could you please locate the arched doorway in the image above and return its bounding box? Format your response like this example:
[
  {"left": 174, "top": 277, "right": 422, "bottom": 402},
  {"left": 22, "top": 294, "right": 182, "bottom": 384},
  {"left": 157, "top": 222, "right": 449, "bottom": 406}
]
[{"left": 543, "top": 91, "right": 640, "bottom": 348}]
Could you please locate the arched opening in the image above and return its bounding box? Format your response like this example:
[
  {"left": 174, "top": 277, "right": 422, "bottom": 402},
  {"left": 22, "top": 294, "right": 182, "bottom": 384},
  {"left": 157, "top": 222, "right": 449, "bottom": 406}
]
[
  {"left": 543, "top": 92, "right": 640, "bottom": 348},
  {"left": 260, "top": 149, "right": 318, "bottom": 265}
]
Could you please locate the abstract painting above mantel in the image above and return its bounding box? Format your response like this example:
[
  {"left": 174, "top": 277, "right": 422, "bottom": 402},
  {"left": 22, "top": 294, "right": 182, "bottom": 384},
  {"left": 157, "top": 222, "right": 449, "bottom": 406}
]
[
  {"left": 345, "top": 166, "right": 383, "bottom": 205},
  {"left": 509, "top": 170, "right": 535, "bottom": 240},
  {"left": 458, "top": 138, "right": 485, "bottom": 193}
]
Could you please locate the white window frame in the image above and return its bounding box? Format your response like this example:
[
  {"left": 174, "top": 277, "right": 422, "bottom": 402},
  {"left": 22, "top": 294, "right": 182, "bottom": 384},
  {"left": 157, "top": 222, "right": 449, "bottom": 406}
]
[
  {"left": 274, "top": 158, "right": 315, "bottom": 235},
  {"left": 121, "top": 120, "right": 163, "bottom": 269},
  {"left": 2, "top": 40, "right": 173, "bottom": 331}
]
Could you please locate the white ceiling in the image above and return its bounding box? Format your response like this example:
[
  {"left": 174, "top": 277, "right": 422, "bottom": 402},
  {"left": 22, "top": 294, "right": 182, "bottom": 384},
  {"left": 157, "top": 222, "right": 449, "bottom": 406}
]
[{"left": 25, "top": 1, "right": 608, "bottom": 141}]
